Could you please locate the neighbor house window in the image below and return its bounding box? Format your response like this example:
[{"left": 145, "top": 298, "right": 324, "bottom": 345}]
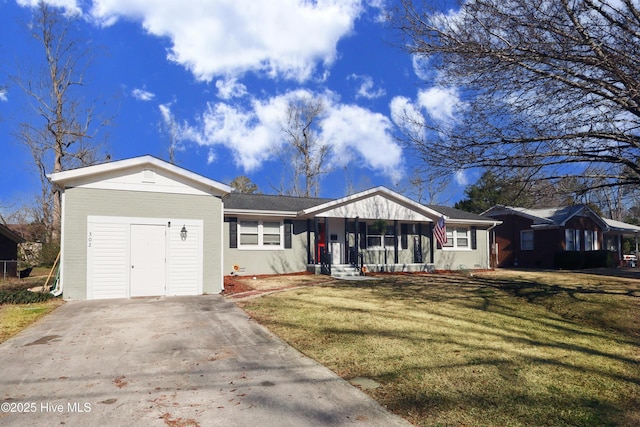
[
  {"left": 239, "top": 220, "right": 282, "bottom": 248},
  {"left": 521, "top": 230, "right": 534, "bottom": 250},
  {"left": 443, "top": 228, "right": 470, "bottom": 249},
  {"left": 565, "top": 229, "right": 581, "bottom": 251},
  {"left": 584, "top": 230, "right": 597, "bottom": 251}
]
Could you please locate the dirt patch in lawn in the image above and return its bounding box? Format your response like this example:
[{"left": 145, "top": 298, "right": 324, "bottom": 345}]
[{"left": 223, "top": 272, "right": 335, "bottom": 295}]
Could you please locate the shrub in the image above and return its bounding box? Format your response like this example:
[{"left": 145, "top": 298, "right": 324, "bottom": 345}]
[
  {"left": 0, "top": 289, "right": 55, "bottom": 305},
  {"left": 554, "top": 250, "right": 616, "bottom": 269}
]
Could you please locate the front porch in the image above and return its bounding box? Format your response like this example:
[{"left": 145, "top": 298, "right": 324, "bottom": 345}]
[{"left": 304, "top": 215, "right": 435, "bottom": 278}]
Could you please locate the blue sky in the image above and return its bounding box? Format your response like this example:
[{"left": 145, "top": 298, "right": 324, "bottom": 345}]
[{"left": 1, "top": 0, "right": 471, "bottom": 211}]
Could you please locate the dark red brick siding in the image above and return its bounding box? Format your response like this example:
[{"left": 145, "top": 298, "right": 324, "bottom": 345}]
[{"left": 491, "top": 214, "right": 604, "bottom": 269}]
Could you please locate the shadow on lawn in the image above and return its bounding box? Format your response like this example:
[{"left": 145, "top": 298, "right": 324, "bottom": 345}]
[
  {"left": 245, "top": 273, "right": 640, "bottom": 426},
  {"left": 316, "top": 275, "right": 640, "bottom": 425},
  {"left": 332, "top": 272, "right": 640, "bottom": 340}
]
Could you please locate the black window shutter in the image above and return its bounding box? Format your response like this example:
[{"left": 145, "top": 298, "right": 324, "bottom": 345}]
[
  {"left": 471, "top": 226, "right": 477, "bottom": 250},
  {"left": 401, "top": 223, "right": 408, "bottom": 249},
  {"left": 229, "top": 217, "right": 237, "bottom": 248},
  {"left": 284, "top": 220, "right": 293, "bottom": 249}
]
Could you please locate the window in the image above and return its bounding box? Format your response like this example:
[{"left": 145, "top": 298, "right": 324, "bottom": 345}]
[
  {"left": 565, "top": 229, "right": 581, "bottom": 251},
  {"left": 442, "top": 228, "right": 470, "bottom": 249},
  {"left": 238, "top": 220, "right": 282, "bottom": 248},
  {"left": 584, "top": 230, "right": 597, "bottom": 251},
  {"left": 366, "top": 224, "right": 399, "bottom": 250},
  {"left": 521, "top": 230, "right": 534, "bottom": 250},
  {"left": 262, "top": 221, "right": 281, "bottom": 246}
]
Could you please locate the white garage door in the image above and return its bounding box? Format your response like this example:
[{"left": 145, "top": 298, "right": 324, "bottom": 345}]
[{"left": 87, "top": 217, "right": 202, "bottom": 300}]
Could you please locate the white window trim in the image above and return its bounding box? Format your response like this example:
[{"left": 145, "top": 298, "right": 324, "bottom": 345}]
[
  {"left": 237, "top": 219, "right": 284, "bottom": 250},
  {"left": 366, "top": 225, "right": 403, "bottom": 251},
  {"left": 442, "top": 227, "right": 472, "bottom": 251},
  {"left": 584, "top": 230, "right": 598, "bottom": 251},
  {"left": 565, "top": 228, "right": 581, "bottom": 251},
  {"left": 521, "top": 230, "right": 534, "bottom": 251}
]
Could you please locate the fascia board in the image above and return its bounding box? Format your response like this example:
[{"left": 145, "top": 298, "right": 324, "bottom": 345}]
[
  {"left": 446, "top": 218, "right": 503, "bottom": 227},
  {"left": 224, "top": 209, "right": 298, "bottom": 218}
]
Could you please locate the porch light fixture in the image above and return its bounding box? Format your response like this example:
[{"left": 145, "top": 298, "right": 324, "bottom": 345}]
[{"left": 180, "top": 225, "right": 188, "bottom": 241}]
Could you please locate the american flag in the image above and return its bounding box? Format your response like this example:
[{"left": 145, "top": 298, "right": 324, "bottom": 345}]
[{"left": 434, "top": 216, "right": 447, "bottom": 247}]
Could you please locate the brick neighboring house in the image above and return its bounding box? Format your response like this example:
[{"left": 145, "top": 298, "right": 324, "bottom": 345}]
[
  {"left": 481, "top": 205, "right": 640, "bottom": 269},
  {"left": 0, "top": 223, "right": 26, "bottom": 279}
]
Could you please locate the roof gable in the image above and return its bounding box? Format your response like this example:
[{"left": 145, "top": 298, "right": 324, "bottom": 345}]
[
  {"left": 0, "top": 223, "right": 26, "bottom": 244},
  {"left": 299, "top": 187, "right": 442, "bottom": 221},
  {"left": 49, "top": 155, "right": 231, "bottom": 197},
  {"left": 483, "top": 204, "right": 609, "bottom": 230}
]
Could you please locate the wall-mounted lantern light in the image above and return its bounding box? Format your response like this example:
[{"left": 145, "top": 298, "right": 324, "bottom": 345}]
[{"left": 180, "top": 225, "right": 188, "bottom": 241}]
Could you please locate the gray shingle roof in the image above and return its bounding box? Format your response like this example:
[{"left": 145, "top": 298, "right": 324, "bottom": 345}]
[
  {"left": 223, "top": 193, "right": 334, "bottom": 212},
  {"left": 224, "top": 192, "right": 492, "bottom": 222},
  {"left": 427, "top": 205, "right": 493, "bottom": 222}
]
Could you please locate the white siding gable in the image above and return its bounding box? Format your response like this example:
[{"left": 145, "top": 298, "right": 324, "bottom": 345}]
[
  {"left": 68, "top": 168, "right": 215, "bottom": 196},
  {"left": 319, "top": 194, "right": 433, "bottom": 221}
]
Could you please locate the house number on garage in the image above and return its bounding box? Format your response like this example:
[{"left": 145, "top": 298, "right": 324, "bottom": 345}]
[{"left": 88, "top": 232, "right": 92, "bottom": 248}]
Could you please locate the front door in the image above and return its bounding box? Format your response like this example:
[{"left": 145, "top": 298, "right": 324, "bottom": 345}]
[{"left": 130, "top": 224, "right": 166, "bottom": 297}]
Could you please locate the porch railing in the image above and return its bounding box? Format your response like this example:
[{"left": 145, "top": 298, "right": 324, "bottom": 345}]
[
  {"left": 348, "top": 248, "right": 365, "bottom": 276},
  {"left": 320, "top": 248, "right": 331, "bottom": 275}
]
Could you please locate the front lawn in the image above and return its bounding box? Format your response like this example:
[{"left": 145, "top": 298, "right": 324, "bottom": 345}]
[
  {"left": 0, "top": 274, "right": 63, "bottom": 344},
  {"left": 238, "top": 270, "right": 640, "bottom": 426}
]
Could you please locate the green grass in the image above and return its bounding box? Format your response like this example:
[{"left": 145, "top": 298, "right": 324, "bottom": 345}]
[
  {"left": 239, "top": 271, "right": 640, "bottom": 427},
  {"left": 0, "top": 273, "right": 63, "bottom": 343},
  {"left": 0, "top": 299, "right": 64, "bottom": 343}
]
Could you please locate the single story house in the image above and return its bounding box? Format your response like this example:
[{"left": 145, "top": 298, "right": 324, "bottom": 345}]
[
  {"left": 50, "top": 155, "right": 500, "bottom": 300},
  {"left": 0, "top": 223, "right": 25, "bottom": 279},
  {"left": 481, "top": 205, "right": 640, "bottom": 269},
  {"left": 223, "top": 188, "right": 500, "bottom": 277}
]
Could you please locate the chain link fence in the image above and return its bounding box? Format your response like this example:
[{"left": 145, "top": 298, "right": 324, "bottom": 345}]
[{"left": 1, "top": 260, "right": 19, "bottom": 281}]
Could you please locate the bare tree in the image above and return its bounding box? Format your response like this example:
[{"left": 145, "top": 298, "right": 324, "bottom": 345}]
[
  {"left": 12, "top": 2, "right": 108, "bottom": 243},
  {"left": 159, "top": 103, "right": 181, "bottom": 164},
  {"left": 230, "top": 176, "right": 259, "bottom": 194},
  {"left": 281, "top": 96, "right": 331, "bottom": 197},
  {"left": 394, "top": 0, "right": 640, "bottom": 193}
]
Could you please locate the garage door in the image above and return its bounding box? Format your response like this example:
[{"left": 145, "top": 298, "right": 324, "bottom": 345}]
[{"left": 87, "top": 217, "right": 202, "bottom": 299}]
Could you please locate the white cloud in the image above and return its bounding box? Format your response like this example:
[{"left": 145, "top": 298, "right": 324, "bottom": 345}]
[
  {"left": 0, "top": 88, "right": 7, "bottom": 102},
  {"left": 17, "top": 0, "right": 82, "bottom": 15},
  {"left": 417, "top": 87, "right": 460, "bottom": 123},
  {"left": 215, "top": 77, "right": 247, "bottom": 100},
  {"left": 349, "top": 74, "right": 386, "bottom": 100},
  {"left": 454, "top": 169, "right": 469, "bottom": 186},
  {"left": 131, "top": 87, "right": 155, "bottom": 101},
  {"left": 158, "top": 103, "right": 173, "bottom": 124},
  {"left": 90, "top": 0, "right": 364, "bottom": 82},
  {"left": 390, "top": 95, "right": 424, "bottom": 135},
  {"left": 181, "top": 89, "right": 404, "bottom": 181},
  {"left": 321, "top": 104, "right": 403, "bottom": 182}
]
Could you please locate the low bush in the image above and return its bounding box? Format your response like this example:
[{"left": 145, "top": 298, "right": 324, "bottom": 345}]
[
  {"left": 554, "top": 250, "right": 616, "bottom": 269},
  {"left": 0, "top": 289, "right": 55, "bottom": 305}
]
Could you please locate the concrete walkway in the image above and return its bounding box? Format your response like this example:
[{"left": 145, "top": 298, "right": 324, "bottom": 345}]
[{"left": 0, "top": 295, "right": 412, "bottom": 426}]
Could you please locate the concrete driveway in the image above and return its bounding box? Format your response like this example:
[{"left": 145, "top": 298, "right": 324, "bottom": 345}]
[{"left": 0, "top": 295, "right": 412, "bottom": 426}]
